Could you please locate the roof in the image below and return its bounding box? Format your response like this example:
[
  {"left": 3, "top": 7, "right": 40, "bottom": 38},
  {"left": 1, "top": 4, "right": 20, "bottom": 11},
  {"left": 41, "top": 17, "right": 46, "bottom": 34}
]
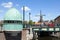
[
  {"left": 4, "top": 8, "right": 22, "bottom": 20},
  {"left": 55, "top": 15, "right": 60, "bottom": 20}
]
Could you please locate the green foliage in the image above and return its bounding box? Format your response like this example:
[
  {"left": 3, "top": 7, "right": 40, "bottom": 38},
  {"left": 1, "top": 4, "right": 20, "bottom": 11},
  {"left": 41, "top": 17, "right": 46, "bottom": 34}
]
[{"left": 29, "top": 20, "right": 34, "bottom": 25}]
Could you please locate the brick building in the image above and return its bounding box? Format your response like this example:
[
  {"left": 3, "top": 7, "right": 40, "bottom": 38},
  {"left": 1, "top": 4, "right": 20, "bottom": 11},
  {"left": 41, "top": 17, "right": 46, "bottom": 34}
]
[{"left": 54, "top": 16, "right": 60, "bottom": 26}]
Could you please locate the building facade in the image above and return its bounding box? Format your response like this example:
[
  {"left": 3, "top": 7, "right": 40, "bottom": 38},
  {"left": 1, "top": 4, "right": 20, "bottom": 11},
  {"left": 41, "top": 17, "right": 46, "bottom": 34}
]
[
  {"left": 3, "top": 8, "right": 23, "bottom": 36},
  {"left": 54, "top": 16, "right": 60, "bottom": 26}
]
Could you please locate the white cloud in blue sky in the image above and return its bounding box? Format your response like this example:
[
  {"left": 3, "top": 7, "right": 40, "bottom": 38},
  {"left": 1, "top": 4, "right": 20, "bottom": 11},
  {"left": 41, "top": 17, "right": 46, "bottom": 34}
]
[
  {"left": 1, "top": 2, "right": 13, "bottom": 8},
  {"left": 21, "top": 6, "right": 31, "bottom": 12},
  {"left": 0, "top": 0, "right": 60, "bottom": 21}
]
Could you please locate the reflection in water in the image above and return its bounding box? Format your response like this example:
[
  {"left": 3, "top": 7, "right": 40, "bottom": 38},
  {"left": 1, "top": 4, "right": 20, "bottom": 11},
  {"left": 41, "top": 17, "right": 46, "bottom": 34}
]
[{"left": 38, "top": 36, "right": 60, "bottom": 40}]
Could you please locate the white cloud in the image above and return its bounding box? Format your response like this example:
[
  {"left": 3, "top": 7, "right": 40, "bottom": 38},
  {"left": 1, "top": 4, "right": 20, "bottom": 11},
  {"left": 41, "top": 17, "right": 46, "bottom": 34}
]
[
  {"left": 21, "top": 6, "right": 31, "bottom": 12},
  {"left": 1, "top": 2, "right": 13, "bottom": 8}
]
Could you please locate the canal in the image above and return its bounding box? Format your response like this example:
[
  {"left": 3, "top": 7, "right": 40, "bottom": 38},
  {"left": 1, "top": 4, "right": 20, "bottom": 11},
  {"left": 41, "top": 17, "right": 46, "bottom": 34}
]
[
  {"left": 38, "top": 36, "right": 60, "bottom": 40},
  {"left": 0, "top": 32, "right": 60, "bottom": 40},
  {"left": 32, "top": 31, "right": 60, "bottom": 40}
]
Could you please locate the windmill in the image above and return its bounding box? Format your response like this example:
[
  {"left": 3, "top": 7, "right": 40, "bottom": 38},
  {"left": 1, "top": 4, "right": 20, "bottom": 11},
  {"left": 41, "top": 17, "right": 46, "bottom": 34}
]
[{"left": 35, "top": 10, "right": 45, "bottom": 23}]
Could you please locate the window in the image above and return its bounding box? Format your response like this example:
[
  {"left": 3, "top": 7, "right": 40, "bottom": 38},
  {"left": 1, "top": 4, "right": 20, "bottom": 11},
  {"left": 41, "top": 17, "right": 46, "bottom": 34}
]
[{"left": 4, "top": 20, "right": 22, "bottom": 24}]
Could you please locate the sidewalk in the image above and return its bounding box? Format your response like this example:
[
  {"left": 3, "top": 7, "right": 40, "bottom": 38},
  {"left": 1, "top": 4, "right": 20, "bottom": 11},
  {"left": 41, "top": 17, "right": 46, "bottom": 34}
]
[{"left": 0, "top": 32, "right": 6, "bottom": 40}]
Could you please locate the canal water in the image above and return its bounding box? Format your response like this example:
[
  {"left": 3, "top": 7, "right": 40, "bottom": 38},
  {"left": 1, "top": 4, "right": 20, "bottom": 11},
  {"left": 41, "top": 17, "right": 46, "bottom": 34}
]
[
  {"left": 38, "top": 36, "right": 60, "bottom": 40},
  {"left": 3, "top": 31, "right": 60, "bottom": 40}
]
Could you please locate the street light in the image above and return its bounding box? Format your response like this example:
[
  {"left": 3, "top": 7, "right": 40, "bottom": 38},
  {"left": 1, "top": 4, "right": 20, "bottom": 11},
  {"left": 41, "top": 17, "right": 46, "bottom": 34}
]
[
  {"left": 23, "top": 6, "right": 25, "bottom": 28},
  {"left": 29, "top": 12, "right": 31, "bottom": 28},
  {"left": 29, "top": 12, "right": 31, "bottom": 22},
  {"left": 23, "top": 6, "right": 31, "bottom": 28}
]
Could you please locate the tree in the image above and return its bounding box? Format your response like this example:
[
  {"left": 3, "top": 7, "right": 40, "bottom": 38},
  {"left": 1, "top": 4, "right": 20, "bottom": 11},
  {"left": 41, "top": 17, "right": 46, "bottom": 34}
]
[{"left": 29, "top": 20, "right": 33, "bottom": 25}]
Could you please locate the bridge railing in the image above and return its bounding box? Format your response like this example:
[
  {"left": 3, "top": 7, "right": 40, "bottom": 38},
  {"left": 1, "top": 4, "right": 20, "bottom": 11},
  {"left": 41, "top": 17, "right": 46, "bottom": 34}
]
[{"left": 32, "top": 26, "right": 60, "bottom": 32}]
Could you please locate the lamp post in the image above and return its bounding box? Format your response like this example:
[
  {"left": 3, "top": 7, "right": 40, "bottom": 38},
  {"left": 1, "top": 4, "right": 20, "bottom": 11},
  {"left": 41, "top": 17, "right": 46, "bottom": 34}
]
[
  {"left": 23, "top": 6, "right": 25, "bottom": 28},
  {"left": 29, "top": 12, "right": 31, "bottom": 22},
  {"left": 29, "top": 12, "right": 31, "bottom": 27}
]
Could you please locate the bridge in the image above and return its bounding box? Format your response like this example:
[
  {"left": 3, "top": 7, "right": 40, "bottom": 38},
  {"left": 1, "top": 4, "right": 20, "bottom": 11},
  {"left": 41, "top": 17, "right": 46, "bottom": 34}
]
[
  {"left": 30, "top": 26, "right": 60, "bottom": 32},
  {"left": 32, "top": 27, "right": 60, "bottom": 32},
  {"left": 0, "top": 25, "right": 60, "bottom": 32}
]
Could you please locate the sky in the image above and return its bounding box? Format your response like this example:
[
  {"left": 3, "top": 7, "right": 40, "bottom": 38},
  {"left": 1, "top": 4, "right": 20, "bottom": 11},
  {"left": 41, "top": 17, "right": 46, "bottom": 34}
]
[{"left": 0, "top": 0, "right": 60, "bottom": 22}]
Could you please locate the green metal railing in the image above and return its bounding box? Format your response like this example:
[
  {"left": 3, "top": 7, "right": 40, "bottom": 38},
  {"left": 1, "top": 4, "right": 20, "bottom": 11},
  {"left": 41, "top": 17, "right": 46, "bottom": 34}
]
[{"left": 32, "top": 26, "right": 60, "bottom": 32}]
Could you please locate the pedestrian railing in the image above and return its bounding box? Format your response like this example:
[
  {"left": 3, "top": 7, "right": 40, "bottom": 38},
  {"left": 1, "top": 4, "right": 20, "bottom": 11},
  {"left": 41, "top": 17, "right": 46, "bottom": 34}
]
[{"left": 32, "top": 26, "right": 60, "bottom": 32}]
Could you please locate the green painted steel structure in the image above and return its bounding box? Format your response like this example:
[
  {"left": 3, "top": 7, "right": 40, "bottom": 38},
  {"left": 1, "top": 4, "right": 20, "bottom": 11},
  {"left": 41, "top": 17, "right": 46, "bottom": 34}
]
[{"left": 32, "top": 27, "right": 60, "bottom": 32}]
